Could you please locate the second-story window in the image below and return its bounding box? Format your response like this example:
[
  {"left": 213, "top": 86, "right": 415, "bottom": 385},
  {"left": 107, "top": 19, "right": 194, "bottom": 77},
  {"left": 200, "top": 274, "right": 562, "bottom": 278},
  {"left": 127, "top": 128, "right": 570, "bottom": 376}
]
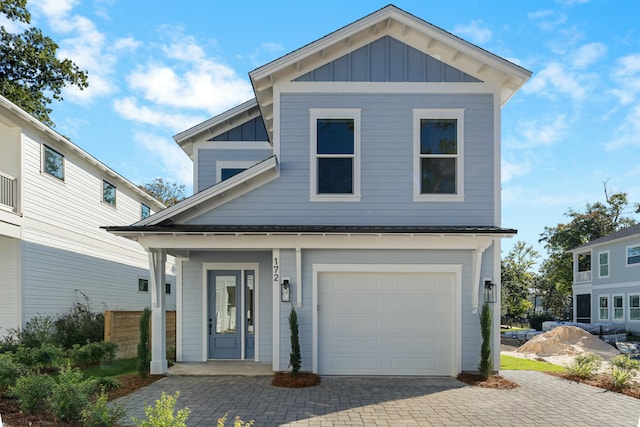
[
  {"left": 598, "top": 251, "right": 609, "bottom": 278},
  {"left": 103, "top": 180, "right": 116, "bottom": 207},
  {"left": 627, "top": 245, "right": 640, "bottom": 266},
  {"left": 310, "top": 109, "right": 361, "bottom": 201},
  {"left": 413, "top": 109, "right": 464, "bottom": 201},
  {"left": 43, "top": 145, "right": 64, "bottom": 180},
  {"left": 141, "top": 203, "right": 150, "bottom": 220}
]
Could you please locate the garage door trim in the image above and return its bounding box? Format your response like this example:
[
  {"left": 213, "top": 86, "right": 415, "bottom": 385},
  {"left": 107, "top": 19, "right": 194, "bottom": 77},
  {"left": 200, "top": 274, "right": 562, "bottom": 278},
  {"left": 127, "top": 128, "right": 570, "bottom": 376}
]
[{"left": 312, "top": 263, "right": 462, "bottom": 376}]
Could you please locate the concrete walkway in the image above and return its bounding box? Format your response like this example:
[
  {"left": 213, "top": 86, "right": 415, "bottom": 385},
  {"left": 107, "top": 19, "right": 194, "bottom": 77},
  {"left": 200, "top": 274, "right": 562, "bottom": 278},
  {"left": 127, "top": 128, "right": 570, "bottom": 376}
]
[{"left": 115, "top": 371, "right": 640, "bottom": 426}]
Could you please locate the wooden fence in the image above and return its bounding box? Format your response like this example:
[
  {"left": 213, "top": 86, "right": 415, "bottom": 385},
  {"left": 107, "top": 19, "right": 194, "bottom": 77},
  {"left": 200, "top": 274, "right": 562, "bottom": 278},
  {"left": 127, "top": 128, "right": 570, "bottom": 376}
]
[{"left": 104, "top": 310, "right": 176, "bottom": 359}]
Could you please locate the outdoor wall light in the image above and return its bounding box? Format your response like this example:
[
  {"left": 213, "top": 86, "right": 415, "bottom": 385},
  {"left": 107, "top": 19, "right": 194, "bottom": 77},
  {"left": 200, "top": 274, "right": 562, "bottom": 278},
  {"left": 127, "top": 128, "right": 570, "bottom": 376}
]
[
  {"left": 281, "top": 278, "right": 291, "bottom": 302},
  {"left": 484, "top": 279, "right": 497, "bottom": 304}
]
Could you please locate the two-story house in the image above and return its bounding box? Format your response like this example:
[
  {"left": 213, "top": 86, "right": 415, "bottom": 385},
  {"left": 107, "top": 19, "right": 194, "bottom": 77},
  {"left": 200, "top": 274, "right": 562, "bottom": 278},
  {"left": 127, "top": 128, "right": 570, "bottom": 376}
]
[
  {"left": 569, "top": 223, "right": 640, "bottom": 333},
  {"left": 107, "top": 5, "right": 530, "bottom": 376},
  {"left": 0, "top": 94, "right": 176, "bottom": 336}
]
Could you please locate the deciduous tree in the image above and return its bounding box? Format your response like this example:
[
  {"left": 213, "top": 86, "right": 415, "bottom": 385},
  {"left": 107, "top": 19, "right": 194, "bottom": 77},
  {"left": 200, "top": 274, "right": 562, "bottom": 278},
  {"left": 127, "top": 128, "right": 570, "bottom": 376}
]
[
  {"left": 501, "top": 241, "right": 538, "bottom": 323},
  {"left": 139, "top": 178, "right": 187, "bottom": 207}
]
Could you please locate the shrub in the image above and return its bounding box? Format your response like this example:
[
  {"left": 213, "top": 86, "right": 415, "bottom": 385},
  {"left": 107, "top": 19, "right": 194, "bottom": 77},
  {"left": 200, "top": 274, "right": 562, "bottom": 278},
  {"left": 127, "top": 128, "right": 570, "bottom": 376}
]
[
  {"left": 15, "top": 343, "right": 64, "bottom": 369},
  {"left": 68, "top": 341, "right": 118, "bottom": 367},
  {"left": 0, "top": 327, "right": 21, "bottom": 353},
  {"left": 48, "top": 364, "right": 93, "bottom": 422},
  {"left": 91, "top": 375, "right": 122, "bottom": 391},
  {"left": 133, "top": 391, "right": 190, "bottom": 427},
  {"left": 478, "top": 302, "right": 493, "bottom": 379},
  {"left": 21, "top": 314, "right": 57, "bottom": 347},
  {"left": 0, "top": 353, "right": 25, "bottom": 396},
  {"left": 217, "top": 414, "right": 255, "bottom": 427},
  {"left": 138, "top": 307, "right": 151, "bottom": 378},
  {"left": 611, "top": 354, "right": 640, "bottom": 373},
  {"left": 81, "top": 387, "right": 127, "bottom": 427},
  {"left": 528, "top": 313, "right": 554, "bottom": 331},
  {"left": 54, "top": 297, "right": 105, "bottom": 348},
  {"left": 289, "top": 307, "right": 301, "bottom": 378},
  {"left": 10, "top": 372, "right": 55, "bottom": 413},
  {"left": 609, "top": 365, "right": 634, "bottom": 391},
  {"left": 566, "top": 352, "right": 602, "bottom": 379}
]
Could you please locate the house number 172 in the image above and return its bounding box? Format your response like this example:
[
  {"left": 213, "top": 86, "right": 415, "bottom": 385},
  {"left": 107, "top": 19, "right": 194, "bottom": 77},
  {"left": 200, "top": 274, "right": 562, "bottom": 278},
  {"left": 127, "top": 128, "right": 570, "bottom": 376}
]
[{"left": 273, "top": 257, "right": 279, "bottom": 282}]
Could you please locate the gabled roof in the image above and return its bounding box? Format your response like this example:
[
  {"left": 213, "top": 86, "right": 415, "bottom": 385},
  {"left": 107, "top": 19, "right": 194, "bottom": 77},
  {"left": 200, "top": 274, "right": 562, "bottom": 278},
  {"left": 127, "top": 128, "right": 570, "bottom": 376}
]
[
  {"left": 569, "top": 223, "right": 640, "bottom": 252},
  {"left": 0, "top": 95, "right": 165, "bottom": 211},
  {"left": 249, "top": 4, "right": 532, "bottom": 140},
  {"left": 132, "top": 155, "right": 279, "bottom": 226}
]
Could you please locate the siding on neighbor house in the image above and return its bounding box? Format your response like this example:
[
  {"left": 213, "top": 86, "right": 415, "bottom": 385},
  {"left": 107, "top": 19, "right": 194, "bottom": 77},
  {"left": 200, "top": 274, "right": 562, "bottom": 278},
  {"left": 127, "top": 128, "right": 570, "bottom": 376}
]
[
  {"left": 187, "top": 92, "right": 495, "bottom": 227},
  {"left": 591, "top": 237, "right": 640, "bottom": 286},
  {"left": 197, "top": 148, "right": 273, "bottom": 191},
  {"left": 179, "top": 251, "right": 273, "bottom": 362},
  {"left": 0, "top": 237, "right": 20, "bottom": 333},
  {"left": 21, "top": 240, "right": 176, "bottom": 323},
  {"left": 296, "top": 36, "right": 481, "bottom": 83},
  {"left": 273, "top": 248, "right": 495, "bottom": 373}
]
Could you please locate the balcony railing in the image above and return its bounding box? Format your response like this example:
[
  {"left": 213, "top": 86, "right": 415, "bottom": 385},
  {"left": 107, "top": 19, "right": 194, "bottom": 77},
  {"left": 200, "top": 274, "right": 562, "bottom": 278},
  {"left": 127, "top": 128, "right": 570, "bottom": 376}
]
[
  {"left": 574, "top": 270, "right": 592, "bottom": 284},
  {"left": 0, "top": 171, "right": 17, "bottom": 211}
]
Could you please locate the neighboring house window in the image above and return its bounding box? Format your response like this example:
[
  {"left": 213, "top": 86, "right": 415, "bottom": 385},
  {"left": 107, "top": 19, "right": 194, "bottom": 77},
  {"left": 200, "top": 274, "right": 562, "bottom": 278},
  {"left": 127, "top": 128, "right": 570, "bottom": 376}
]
[
  {"left": 166, "top": 283, "right": 171, "bottom": 294},
  {"left": 598, "top": 251, "right": 609, "bottom": 278},
  {"left": 310, "top": 109, "right": 361, "bottom": 201},
  {"left": 43, "top": 145, "right": 64, "bottom": 180},
  {"left": 141, "top": 203, "right": 150, "bottom": 220},
  {"left": 630, "top": 294, "right": 640, "bottom": 321},
  {"left": 102, "top": 180, "right": 116, "bottom": 206},
  {"left": 413, "top": 109, "right": 464, "bottom": 201},
  {"left": 613, "top": 295, "right": 624, "bottom": 321},
  {"left": 598, "top": 295, "right": 609, "bottom": 321},
  {"left": 138, "top": 278, "right": 149, "bottom": 292},
  {"left": 627, "top": 245, "right": 640, "bottom": 266}
]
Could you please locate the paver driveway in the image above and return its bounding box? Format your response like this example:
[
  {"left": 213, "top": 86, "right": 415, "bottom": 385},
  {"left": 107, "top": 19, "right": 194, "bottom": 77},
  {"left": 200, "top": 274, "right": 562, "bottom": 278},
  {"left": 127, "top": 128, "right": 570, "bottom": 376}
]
[{"left": 116, "top": 371, "right": 640, "bottom": 426}]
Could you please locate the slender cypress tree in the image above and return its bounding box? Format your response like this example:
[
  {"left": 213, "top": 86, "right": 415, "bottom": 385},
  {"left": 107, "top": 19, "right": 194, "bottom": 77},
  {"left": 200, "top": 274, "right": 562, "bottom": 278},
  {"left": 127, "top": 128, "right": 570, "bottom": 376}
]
[
  {"left": 137, "top": 307, "right": 151, "bottom": 378},
  {"left": 289, "top": 307, "right": 301, "bottom": 378},
  {"left": 478, "top": 302, "right": 493, "bottom": 379}
]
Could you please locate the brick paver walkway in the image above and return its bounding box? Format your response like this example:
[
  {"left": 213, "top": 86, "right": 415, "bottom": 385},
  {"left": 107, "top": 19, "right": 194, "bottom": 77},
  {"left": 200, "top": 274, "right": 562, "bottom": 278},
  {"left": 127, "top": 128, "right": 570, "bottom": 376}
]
[{"left": 115, "top": 371, "right": 640, "bottom": 426}]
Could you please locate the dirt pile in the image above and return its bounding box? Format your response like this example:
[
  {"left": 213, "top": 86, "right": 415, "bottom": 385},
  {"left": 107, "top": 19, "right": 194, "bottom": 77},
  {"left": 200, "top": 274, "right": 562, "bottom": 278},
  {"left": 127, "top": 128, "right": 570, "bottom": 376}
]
[{"left": 516, "top": 326, "right": 619, "bottom": 360}]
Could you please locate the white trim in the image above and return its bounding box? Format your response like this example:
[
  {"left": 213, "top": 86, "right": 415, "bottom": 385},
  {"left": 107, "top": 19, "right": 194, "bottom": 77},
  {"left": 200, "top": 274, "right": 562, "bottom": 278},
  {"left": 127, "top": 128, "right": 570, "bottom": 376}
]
[
  {"left": 413, "top": 108, "right": 465, "bottom": 202},
  {"left": 311, "top": 263, "right": 462, "bottom": 376},
  {"left": 625, "top": 244, "right": 640, "bottom": 267},
  {"left": 280, "top": 81, "right": 499, "bottom": 95},
  {"left": 597, "top": 250, "right": 610, "bottom": 278},
  {"left": 201, "top": 262, "right": 260, "bottom": 361},
  {"left": 628, "top": 293, "right": 640, "bottom": 322},
  {"left": 612, "top": 293, "right": 624, "bottom": 322},
  {"left": 193, "top": 145, "right": 199, "bottom": 192},
  {"left": 586, "top": 281, "right": 640, "bottom": 290},
  {"left": 597, "top": 294, "right": 610, "bottom": 322},
  {"left": 215, "top": 161, "right": 256, "bottom": 183},
  {"left": 295, "top": 248, "right": 302, "bottom": 308},
  {"left": 272, "top": 249, "right": 280, "bottom": 371},
  {"left": 41, "top": 143, "right": 65, "bottom": 183},
  {"left": 101, "top": 179, "right": 117, "bottom": 208},
  {"left": 493, "top": 92, "right": 501, "bottom": 226},
  {"left": 175, "top": 258, "right": 184, "bottom": 362},
  {"left": 309, "top": 108, "right": 361, "bottom": 202}
]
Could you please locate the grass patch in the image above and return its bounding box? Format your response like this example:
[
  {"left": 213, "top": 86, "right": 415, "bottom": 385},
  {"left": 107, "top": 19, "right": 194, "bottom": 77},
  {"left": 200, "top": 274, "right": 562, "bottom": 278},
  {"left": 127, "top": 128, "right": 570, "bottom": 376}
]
[
  {"left": 81, "top": 358, "right": 138, "bottom": 379},
  {"left": 500, "top": 354, "right": 566, "bottom": 372}
]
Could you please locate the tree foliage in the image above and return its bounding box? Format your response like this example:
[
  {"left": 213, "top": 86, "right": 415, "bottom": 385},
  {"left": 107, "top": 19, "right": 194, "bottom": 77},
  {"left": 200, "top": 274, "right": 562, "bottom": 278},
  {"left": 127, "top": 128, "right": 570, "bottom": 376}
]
[
  {"left": 478, "top": 302, "right": 493, "bottom": 379},
  {"left": 139, "top": 178, "right": 187, "bottom": 207},
  {"left": 288, "top": 306, "right": 301, "bottom": 378},
  {"left": 537, "top": 184, "right": 637, "bottom": 318},
  {"left": 501, "top": 241, "right": 538, "bottom": 323},
  {"left": 0, "top": 0, "right": 89, "bottom": 126}
]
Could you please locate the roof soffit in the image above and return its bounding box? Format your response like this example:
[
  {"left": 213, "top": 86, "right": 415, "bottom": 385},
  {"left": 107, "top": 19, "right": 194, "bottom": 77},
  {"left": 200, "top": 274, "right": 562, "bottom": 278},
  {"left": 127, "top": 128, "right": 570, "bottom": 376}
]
[{"left": 250, "top": 5, "right": 531, "bottom": 139}]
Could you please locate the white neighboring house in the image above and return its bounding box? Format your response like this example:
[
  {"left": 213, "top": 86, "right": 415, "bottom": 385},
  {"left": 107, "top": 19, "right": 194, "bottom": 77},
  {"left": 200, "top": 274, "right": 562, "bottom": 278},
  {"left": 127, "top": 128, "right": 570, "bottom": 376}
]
[{"left": 0, "top": 94, "right": 176, "bottom": 336}]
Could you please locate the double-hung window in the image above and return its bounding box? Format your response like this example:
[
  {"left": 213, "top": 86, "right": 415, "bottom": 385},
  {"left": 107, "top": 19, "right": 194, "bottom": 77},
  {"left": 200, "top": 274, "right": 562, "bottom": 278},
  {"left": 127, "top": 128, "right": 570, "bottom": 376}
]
[
  {"left": 627, "top": 244, "right": 640, "bottom": 266},
  {"left": 43, "top": 145, "right": 65, "bottom": 180},
  {"left": 413, "top": 109, "right": 464, "bottom": 201},
  {"left": 598, "top": 251, "right": 609, "bottom": 278},
  {"left": 310, "top": 109, "right": 361, "bottom": 201},
  {"left": 630, "top": 294, "right": 640, "bottom": 321},
  {"left": 598, "top": 295, "right": 609, "bottom": 321},
  {"left": 613, "top": 295, "right": 624, "bottom": 321}
]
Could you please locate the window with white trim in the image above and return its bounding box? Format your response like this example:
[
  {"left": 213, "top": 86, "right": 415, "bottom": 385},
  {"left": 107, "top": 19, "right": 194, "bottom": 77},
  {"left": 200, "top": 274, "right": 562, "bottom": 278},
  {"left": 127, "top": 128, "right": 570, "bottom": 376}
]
[
  {"left": 613, "top": 295, "right": 624, "bottom": 321},
  {"left": 598, "top": 251, "right": 609, "bottom": 278},
  {"left": 43, "top": 145, "right": 64, "bottom": 180},
  {"left": 102, "top": 180, "right": 116, "bottom": 207},
  {"left": 310, "top": 109, "right": 361, "bottom": 201},
  {"left": 627, "top": 245, "right": 640, "bottom": 266},
  {"left": 598, "top": 295, "right": 609, "bottom": 321},
  {"left": 413, "top": 109, "right": 464, "bottom": 201},
  {"left": 630, "top": 294, "right": 640, "bottom": 321}
]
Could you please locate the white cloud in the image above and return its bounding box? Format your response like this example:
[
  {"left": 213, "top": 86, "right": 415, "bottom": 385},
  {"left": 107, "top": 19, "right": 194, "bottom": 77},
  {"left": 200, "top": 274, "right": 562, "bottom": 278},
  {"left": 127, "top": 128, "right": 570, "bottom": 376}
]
[
  {"left": 502, "top": 160, "right": 531, "bottom": 183},
  {"left": 453, "top": 20, "right": 492, "bottom": 44},
  {"left": 524, "top": 62, "right": 586, "bottom": 101},
  {"left": 518, "top": 114, "right": 568, "bottom": 146},
  {"left": 528, "top": 9, "right": 568, "bottom": 31},
  {"left": 606, "top": 105, "right": 640, "bottom": 150},
  {"left": 610, "top": 53, "right": 640, "bottom": 105},
  {"left": 31, "top": 0, "right": 80, "bottom": 22},
  {"left": 132, "top": 131, "right": 193, "bottom": 185},
  {"left": 113, "top": 97, "right": 206, "bottom": 133},
  {"left": 570, "top": 42, "right": 607, "bottom": 69}
]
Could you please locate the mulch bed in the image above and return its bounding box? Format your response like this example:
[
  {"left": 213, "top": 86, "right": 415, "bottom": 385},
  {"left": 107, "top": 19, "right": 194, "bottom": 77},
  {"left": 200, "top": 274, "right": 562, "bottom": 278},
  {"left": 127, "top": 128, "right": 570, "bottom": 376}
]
[
  {"left": 272, "top": 371, "right": 321, "bottom": 388},
  {"left": 457, "top": 373, "right": 519, "bottom": 389},
  {"left": 0, "top": 374, "right": 163, "bottom": 427},
  {"left": 547, "top": 372, "right": 640, "bottom": 399}
]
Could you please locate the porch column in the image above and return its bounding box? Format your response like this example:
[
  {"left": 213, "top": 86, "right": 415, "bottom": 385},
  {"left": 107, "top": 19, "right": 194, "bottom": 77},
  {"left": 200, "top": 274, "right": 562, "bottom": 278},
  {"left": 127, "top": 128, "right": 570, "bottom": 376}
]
[{"left": 148, "top": 248, "right": 167, "bottom": 375}]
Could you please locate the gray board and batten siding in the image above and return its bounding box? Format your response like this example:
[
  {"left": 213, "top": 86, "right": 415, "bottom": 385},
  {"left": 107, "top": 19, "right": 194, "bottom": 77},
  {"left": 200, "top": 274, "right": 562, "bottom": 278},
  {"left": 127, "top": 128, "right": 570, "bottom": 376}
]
[
  {"left": 295, "top": 36, "right": 481, "bottom": 83},
  {"left": 187, "top": 92, "right": 495, "bottom": 227}
]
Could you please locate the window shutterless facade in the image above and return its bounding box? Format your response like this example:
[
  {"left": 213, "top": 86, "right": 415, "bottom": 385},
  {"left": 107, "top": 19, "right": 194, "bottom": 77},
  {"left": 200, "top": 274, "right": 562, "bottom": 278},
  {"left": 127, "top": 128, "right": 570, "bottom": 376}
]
[
  {"left": 613, "top": 294, "right": 624, "bottom": 321},
  {"left": 413, "top": 109, "right": 464, "bottom": 201},
  {"left": 102, "top": 180, "right": 116, "bottom": 207},
  {"left": 598, "top": 251, "right": 609, "bottom": 278},
  {"left": 629, "top": 294, "right": 640, "bottom": 321},
  {"left": 627, "top": 245, "right": 640, "bottom": 266},
  {"left": 310, "top": 109, "right": 361, "bottom": 201},
  {"left": 43, "top": 145, "right": 65, "bottom": 180},
  {"left": 598, "top": 295, "right": 609, "bottom": 321}
]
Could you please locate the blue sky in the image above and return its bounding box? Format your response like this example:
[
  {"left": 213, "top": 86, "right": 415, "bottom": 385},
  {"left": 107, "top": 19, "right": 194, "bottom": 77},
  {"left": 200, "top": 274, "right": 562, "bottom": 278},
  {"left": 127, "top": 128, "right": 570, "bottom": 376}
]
[{"left": 10, "top": 0, "right": 640, "bottom": 258}]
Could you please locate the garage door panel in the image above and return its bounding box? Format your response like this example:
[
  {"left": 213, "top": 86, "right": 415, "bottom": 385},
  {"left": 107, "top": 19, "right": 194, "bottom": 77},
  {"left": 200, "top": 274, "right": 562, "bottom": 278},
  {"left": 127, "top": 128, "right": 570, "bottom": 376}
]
[{"left": 318, "top": 271, "right": 455, "bottom": 376}]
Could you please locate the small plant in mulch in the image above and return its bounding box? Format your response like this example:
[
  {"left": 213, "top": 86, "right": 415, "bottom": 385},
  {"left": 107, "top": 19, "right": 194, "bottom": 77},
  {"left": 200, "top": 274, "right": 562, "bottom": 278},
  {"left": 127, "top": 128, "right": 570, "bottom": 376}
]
[{"left": 272, "top": 307, "right": 320, "bottom": 388}]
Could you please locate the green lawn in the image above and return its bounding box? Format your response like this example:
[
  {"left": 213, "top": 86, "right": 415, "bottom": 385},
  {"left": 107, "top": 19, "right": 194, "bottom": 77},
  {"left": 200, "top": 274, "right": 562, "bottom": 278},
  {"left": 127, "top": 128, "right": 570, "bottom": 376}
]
[
  {"left": 500, "top": 354, "right": 566, "bottom": 372},
  {"left": 81, "top": 358, "right": 138, "bottom": 379}
]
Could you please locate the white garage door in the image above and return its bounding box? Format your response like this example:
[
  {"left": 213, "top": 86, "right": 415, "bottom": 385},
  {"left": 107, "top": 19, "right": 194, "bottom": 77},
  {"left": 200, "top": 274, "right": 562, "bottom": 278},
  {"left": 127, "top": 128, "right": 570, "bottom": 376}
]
[{"left": 318, "top": 271, "right": 455, "bottom": 376}]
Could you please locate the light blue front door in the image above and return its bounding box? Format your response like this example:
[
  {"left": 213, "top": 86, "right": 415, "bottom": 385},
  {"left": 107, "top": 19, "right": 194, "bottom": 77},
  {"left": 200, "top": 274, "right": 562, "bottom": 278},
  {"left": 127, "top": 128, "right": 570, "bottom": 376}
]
[{"left": 207, "top": 269, "right": 256, "bottom": 359}]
